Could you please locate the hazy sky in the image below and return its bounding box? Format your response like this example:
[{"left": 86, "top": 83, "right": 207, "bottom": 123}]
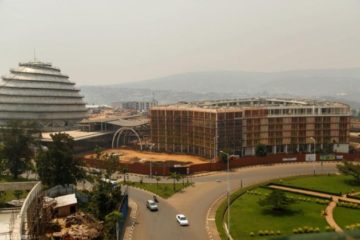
[{"left": 0, "top": 0, "right": 359, "bottom": 85}]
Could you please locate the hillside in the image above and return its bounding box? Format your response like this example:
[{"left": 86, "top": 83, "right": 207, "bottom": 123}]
[{"left": 80, "top": 68, "right": 360, "bottom": 107}]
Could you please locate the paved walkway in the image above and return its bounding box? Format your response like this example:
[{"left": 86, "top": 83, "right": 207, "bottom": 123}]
[
  {"left": 268, "top": 185, "right": 360, "bottom": 204},
  {"left": 325, "top": 199, "right": 342, "bottom": 232},
  {"left": 269, "top": 184, "right": 360, "bottom": 234}
]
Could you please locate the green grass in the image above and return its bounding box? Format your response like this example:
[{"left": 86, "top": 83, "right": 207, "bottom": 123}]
[
  {"left": 0, "top": 175, "right": 33, "bottom": 182},
  {"left": 126, "top": 181, "right": 192, "bottom": 198},
  {"left": 228, "top": 187, "right": 328, "bottom": 240},
  {"left": 333, "top": 207, "right": 360, "bottom": 229},
  {"left": 0, "top": 190, "right": 29, "bottom": 207},
  {"left": 275, "top": 175, "right": 360, "bottom": 195}
]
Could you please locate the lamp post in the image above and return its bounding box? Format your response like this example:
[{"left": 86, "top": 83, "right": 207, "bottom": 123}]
[
  {"left": 310, "top": 137, "right": 316, "bottom": 175},
  {"left": 220, "top": 150, "right": 231, "bottom": 237}
]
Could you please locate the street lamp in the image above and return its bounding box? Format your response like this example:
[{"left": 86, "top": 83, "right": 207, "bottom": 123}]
[
  {"left": 310, "top": 137, "right": 316, "bottom": 175},
  {"left": 220, "top": 150, "right": 231, "bottom": 237}
]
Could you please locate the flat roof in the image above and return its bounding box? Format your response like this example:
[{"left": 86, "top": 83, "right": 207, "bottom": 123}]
[
  {"left": 151, "top": 98, "right": 350, "bottom": 111},
  {"left": 41, "top": 130, "right": 110, "bottom": 141},
  {"left": 54, "top": 193, "right": 77, "bottom": 208}
]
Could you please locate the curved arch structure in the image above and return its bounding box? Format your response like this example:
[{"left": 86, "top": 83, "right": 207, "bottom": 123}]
[{"left": 112, "top": 127, "right": 143, "bottom": 150}]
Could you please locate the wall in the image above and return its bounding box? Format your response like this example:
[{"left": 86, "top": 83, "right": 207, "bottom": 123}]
[{"left": 82, "top": 153, "right": 360, "bottom": 176}]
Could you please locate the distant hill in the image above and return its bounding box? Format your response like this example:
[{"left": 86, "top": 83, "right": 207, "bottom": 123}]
[{"left": 80, "top": 68, "right": 360, "bottom": 107}]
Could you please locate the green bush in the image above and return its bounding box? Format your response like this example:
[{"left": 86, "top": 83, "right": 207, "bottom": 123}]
[{"left": 249, "top": 232, "right": 255, "bottom": 237}]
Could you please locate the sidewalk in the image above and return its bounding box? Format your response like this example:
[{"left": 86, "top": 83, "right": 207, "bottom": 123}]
[
  {"left": 206, "top": 194, "right": 224, "bottom": 240},
  {"left": 122, "top": 198, "right": 138, "bottom": 240}
]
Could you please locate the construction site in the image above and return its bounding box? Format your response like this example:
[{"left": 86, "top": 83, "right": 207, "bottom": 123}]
[{"left": 150, "top": 98, "right": 351, "bottom": 158}]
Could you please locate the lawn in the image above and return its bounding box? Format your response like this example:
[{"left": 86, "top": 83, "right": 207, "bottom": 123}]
[
  {"left": 333, "top": 207, "right": 360, "bottom": 229},
  {"left": 0, "top": 175, "right": 33, "bottom": 182},
  {"left": 275, "top": 175, "right": 360, "bottom": 195},
  {"left": 126, "top": 181, "right": 192, "bottom": 198},
  {"left": 0, "top": 190, "right": 29, "bottom": 207},
  {"left": 228, "top": 187, "right": 328, "bottom": 240}
]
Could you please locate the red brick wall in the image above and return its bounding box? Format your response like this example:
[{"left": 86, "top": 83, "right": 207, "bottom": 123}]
[{"left": 81, "top": 153, "right": 360, "bottom": 176}]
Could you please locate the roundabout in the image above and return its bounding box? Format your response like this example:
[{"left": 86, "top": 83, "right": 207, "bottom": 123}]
[
  {"left": 216, "top": 165, "right": 360, "bottom": 240},
  {"left": 128, "top": 161, "right": 341, "bottom": 240}
]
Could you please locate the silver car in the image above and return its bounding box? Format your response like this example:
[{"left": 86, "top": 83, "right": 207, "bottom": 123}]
[{"left": 146, "top": 200, "right": 158, "bottom": 211}]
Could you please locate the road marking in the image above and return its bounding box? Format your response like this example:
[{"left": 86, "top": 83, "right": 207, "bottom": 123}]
[{"left": 207, "top": 218, "right": 215, "bottom": 221}]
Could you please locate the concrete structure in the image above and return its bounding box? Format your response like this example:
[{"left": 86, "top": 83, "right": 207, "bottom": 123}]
[
  {"left": 150, "top": 98, "right": 351, "bottom": 158},
  {"left": 112, "top": 100, "right": 158, "bottom": 113},
  {"left": 0, "top": 60, "right": 87, "bottom": 130}
]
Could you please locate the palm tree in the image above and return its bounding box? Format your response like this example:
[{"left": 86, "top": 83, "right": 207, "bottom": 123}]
[{"left": 168, "top": 172, "right": 182, "bottom": 191}]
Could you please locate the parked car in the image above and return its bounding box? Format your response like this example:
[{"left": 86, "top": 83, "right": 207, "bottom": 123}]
[
  {"left": 146, "top": 199, "right": 158, "bottom": 211},
  {"left": 176, "top": 214, "right": 189, "bottom": 226}
]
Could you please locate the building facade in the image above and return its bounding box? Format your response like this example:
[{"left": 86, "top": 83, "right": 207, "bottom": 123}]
[
  {"left": 150, "top": 98, "right": 351, "bottom": 158},
  {"left": 0, "top": 60, "right": 87, "bottom": 130},
  {"left": 112, "top": 100, "right": 158, "bottom": 113}
]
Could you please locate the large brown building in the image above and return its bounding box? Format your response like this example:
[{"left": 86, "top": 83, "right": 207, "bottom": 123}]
[{"left": 150, "top": 98, "right": 351, "bottom": 159}]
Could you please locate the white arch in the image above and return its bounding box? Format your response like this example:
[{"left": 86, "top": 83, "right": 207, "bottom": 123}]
[{"left": 112, "top": 127, "right": 143, "bottom": 150}]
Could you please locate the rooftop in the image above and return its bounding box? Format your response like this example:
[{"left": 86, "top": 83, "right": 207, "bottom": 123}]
[
  {"left": 151, "top": 98, "right": 350, "bottom": 111},
  {"left": 54, "top": 193, "right": 77, "bottom": 209}
]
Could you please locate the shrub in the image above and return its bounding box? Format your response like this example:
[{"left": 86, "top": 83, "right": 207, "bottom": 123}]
[
  {"left": 292, "top": 229, "right": 298, "bottom": 234},
  {"left": 258, "top": 230, "right": 264, "bottom": 236},
  {"left": 276, "top": 230, "right": 281, "bottom": 235},
  {"left": 249, "top": 232, "right": 255, "bottom": 237},
  {"left": 269, "top": 230, "right": 274, "bottom": 235}
]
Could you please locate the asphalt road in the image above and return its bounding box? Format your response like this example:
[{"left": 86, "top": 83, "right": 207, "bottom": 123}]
[{"left": 130, "top": 162, "right": 339, "bottom": 240}]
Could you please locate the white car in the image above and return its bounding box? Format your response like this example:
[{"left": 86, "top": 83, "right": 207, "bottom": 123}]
[
  {"left": 176, "top": 214, "right": 189, "bottom": 226},
  {"left": 146, "top": 200, "right": 158, "bottom": 211}
]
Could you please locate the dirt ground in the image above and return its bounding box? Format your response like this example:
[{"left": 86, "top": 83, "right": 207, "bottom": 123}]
[{"left": 93, "top": 148, "right": 209, "bottom": 164}]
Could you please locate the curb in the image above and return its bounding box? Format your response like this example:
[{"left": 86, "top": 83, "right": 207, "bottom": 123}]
[
  {"left": 123, "top": 198, "right": 138, "bottom": 240},
  {"left": 206, "top": 193, "right": 227, "bottom": 240}
]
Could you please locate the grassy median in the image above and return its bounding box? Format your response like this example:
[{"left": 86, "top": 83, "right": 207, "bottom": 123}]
[
  {"left": 125, "top": 181, "right": 192, "bottom": 198},
  {"left": 274, "top": 174, "right": 360, "bottom": 195}
]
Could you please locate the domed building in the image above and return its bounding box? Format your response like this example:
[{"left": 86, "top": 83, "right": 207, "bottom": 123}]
[{"left": 0, "top": 60, "right": 87, "bottom": 130}]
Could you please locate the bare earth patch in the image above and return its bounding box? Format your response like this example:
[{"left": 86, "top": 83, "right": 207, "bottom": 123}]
[{"left": 85, "top": 148, "right": 209, "bottom": 165}]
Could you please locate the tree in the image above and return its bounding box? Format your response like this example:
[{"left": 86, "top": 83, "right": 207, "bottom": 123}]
[
  {"left": 103, "top": 153, "right": 120, "bottom": 179},
  {"left": 0, "top": 121, "right": 36, "bottom": 179},
  {"left": 36, "top": 133, "right": 85, "bottom": 187},
  {"left": 337, "top": 161, "right": 360, "bottom": 184},
  {"left": 90, "top": 180, "right": 123, "bottom": 220},
  {"left": 168, "top": 172, "right": 182, "bottom": 191},
  {"left": 258, "top": 190, "right": 295, "bottom": 212},
  {"left": 322, "top": 142, "right": 334, "bottom": 154},
  {"left": 94, "top": 145, "right": 103, "bottom": 160},
  {"left": 103, "top": 210, "right": 123, "bottom": 240},
  {"left": 255, "top": 144, "right": 267, "bottom": 156},
  {"left": 13, "top": 190, "right": 23, "bottom": 200}
]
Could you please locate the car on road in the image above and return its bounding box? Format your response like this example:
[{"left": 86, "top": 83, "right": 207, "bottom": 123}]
[
  {"left": 176, "top": 214, "right": 189, "bottom": 226},
  {"left": 146, "top": 199, "right": 158, "bottom": 211}
]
